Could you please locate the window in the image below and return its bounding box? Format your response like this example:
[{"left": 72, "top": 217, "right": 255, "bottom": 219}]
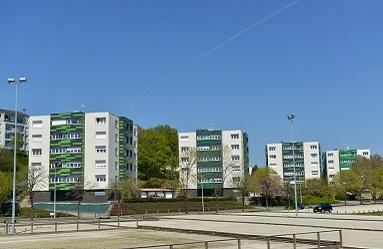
[
  {"left": 312, "top": 170, "right": 319, "bottom": 175},
  {"left": 181, "top": 146, "right": 189, "bottom": 152},
  {"left": 115, "top": 134, "right": 118, "bottom": 143},
  {"left": 67, "top": 147, "right": 81, "bottom": 153},
  {"left": 328, "top": 153, "right": 333, "bottom": 157},
  {"left": 311, "top": 153, "right": 318, "bottom": 158},
  {"left": 32, "top": 134, "right": 42, "bottom": 142},
  {"left": 96, "top": 146, "right": 106, "bottom": 153},
  {"left": 115, "top": 148, "right": 118, "bottom": 156},
  {"left": 363, "top": 152, "right": 369, "bottom": 156},
  {"left": 32, "top": 120, "right": 43, "bottom": 128},
  {"left": 269, "top": 155, "right": 276, "bottom": 159},
  {"left": 232, "top": 155, "right": 240, "bottom": 161},
  {"left": 31, "top": 162, "right": 42, "bottom": 169},
  {"left": 269, "top": 146, "right": 276, "bottom": 151},
  {"left": 231, "top": 165, "right": 241, "bottom": 172},
  {"left": 32, "top": 149, "right": 42, "bottom": 156},
  {"left": 328, "top": 160, "right": 334, "bottom": 164},
  {"left": 115, "top": 161, "right": 118, "bottom": 170},
  {"left": 96, "top": 117, "right": 106, "bottom": 125},
  {"left": 115, "top": 120, "right": 118, "bottom": 129},
  {"left": 310, "top": 145, "right": 318, "bottom": 150},
  {"left": 231, "top": 144, "right": 240, "bottom": 150},
  {"left": 95, "top": 131, "right": 106, "bottom": 139},
  {"left": 69, "top": 133, "right": 81, "bottom": 139},
  {"left": 51, "top": 120, "right": 66, "bottom": 126},
  {"left": 96, "top": 175, "right": 106, "bottom": 182},
  {"left": 95, "top": 160, "right": 106, "bottom": 168},
  {"left": 63, "top": 162, "right": 81, "bottom": 168},
  {"left": 181, "top": 157, "right": 189, "bottom": 163},
  {"left": 231, "top": 134, "right": 239, "bottom": 139},
  {"left": 180, "top": 136, "right": 189, "bottom": 140}
]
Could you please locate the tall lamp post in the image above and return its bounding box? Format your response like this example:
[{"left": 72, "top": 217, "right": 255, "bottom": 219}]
[
  {"left": 287, "top": 113, "right": 298, "bottom": 218},
  {"left": 7, "top": 76, "right": 27, "bottom": 233}
]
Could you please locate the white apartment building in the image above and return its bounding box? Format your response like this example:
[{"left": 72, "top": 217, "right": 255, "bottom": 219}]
[
  {"left": 0, "top": 108, "right": 29, "bottom": 151},
  {"left": 178, "top": 129, "right": 250, "bottom": 197},
  {"left": 324, "top": 148, "right": 370, "bottom": 183},
  {"left": 28, "top": 111, "right": 137, "bottom": 202},
  {"left": 266, "top": 141, "right": 321, "bottom": 184}
]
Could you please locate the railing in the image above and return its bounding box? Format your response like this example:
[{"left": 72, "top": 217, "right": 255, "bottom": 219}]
[
  {"left": 0, "top": 217, "right": 158, "bottom": 236},
  {"left": 121, "top": 239, "right": 241, "bottom": 249}
]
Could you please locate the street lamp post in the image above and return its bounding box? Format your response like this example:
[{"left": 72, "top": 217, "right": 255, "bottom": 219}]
[
  {"left": 287, "top": 113, "right": 298, "bottom": 218},
  {"left": 7, "top": 76, "right": 27, "bottom": 233},
  {"left": 201, "top": 175, "right": 205, "bottom": 213}
]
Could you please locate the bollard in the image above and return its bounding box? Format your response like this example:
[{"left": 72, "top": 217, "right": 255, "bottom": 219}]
[
  {"left": 169, "top": 245, "right": 173, "bottom": 249},
  {"left": 31, "top": 222, "right": 33, "bottom": 234},
  {"left": 76, "top": 220, "right": 79, "bottom": 231},
  {"left": 293, "top": 234, "right": 296, "bottom": 249},
  {"left": 317, "top": 232, "right": 320, "bottom": 248},
  {"left": 136, "top": 220, "right": 138, "bottom": 228},
  {"left": 237, "top": 239, "right": 241, "bottom": 249},
  {"left": 205, "top": 241, "right": 208, "bottom": 249},
  {"left": 157, "top": 209, "right": 159, "bottom": 214},
  {"left": 168, "top": 209, "right": 170, "bottom": 213},
  {"left": 55, "top": 221, "right": 57, "bottom": 232},
  {"left": 145, "top": 209, "right": 148, "bottom": 214},
  {"left": 5, "top": 223, "right": 8, "bottom": 235},
  {"left": 339, "top": 230, "right": 343, "bottom": 247},
  {"left": 266, "top": 237, "right": 271, "bottom": 249},
  {"left": 118, "top": 217, "right": 120, "bottom": 227},
  {"left": 178, "top": 208, "right": 180, "bottom": 214},
  {"left": 98, "top": 219, "right": 101, "bottom": 230}
]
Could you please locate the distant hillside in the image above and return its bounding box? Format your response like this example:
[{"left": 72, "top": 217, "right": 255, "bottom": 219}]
[{"left": 0, "top": 149, "right": 28, "bottom": 204}]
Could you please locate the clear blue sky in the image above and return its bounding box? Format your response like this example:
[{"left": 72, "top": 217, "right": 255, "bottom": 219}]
[{"left": 1, "top": 0, "right": 382, "bottom": 166}]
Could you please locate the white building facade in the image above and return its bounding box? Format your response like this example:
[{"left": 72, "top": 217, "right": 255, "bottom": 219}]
[
  {"left": 178, "top": 129, "right": 250, "bottom": 197},
  {"left": 266, "top": 141, "right": 321, "bottom": 184},
  {"left": 28, "top": 112, "right": 137, "bottom": 202},
  {"left": 324, "top": 148, "right": 370, "bottom": 183},
  {"left": 0, "top": 108, "right": 29, "bottom": 151}
]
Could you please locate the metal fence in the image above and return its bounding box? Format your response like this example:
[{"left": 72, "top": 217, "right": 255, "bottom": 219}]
[{"left": 0, "top": 217, "right": 157, "bottom": 235}]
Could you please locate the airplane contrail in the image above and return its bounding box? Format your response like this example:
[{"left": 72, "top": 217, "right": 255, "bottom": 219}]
[{"left": 129, "top": 0, "right": 303, "bottom": 112}]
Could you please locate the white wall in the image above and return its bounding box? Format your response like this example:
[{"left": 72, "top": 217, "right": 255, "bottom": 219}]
[
  {"left": 303, "top": 142, "right": 321, "bottom": 179},
  {"left": 222, "top": 130, "right": 244, "bottom": 188},
  {"left": 326, "top": 150, "right": 339, "bottom": 183},
  {"left": 178, "top": 132, "right": 197, "bottom": 189},
  {"left": 28, "top": 115, "right": 51, "bottom": 191},
  {"left": 266, "top": 143, "right": 283, "bottom": 179},
  {"left": 84, "top": 112, "right": 118, "bottom": 190}
]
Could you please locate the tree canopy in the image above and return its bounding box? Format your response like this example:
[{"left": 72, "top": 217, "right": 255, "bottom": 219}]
[{"left": 137, "top": 125, "right": 179, "bottom": 188}]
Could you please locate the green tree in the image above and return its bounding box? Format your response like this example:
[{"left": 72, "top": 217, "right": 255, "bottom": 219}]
[
  {"left": 108, "top": 177, "right": 138, "bottom": 216},
  {"left": 137, "top": 125, "right": 179, "bottom": 189},
  {"left": 352, "top": 154, "right": 383, "bottom": 203},
  {"left": 333, "top": 170, "right": 363, "bottom": 204},
  {"left": 249, "top": 168, "right": 283, "bottom": 210}
]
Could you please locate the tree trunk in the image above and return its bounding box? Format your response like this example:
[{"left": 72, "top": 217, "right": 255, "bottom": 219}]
[
  {"left": 184, "top": 189, "right": 188, "bottom": 214},
  {"left": 242, "top": 194, "right": 245, "bottom": 212},
  {"left": 265, "top": 195, "right": 269, "bottom": 211},
  {"left": 77, "top": 199, "right": 80, "bottom": 219},
  {"left": 30, "top": 195, "right": 34, "bottom": 221}
]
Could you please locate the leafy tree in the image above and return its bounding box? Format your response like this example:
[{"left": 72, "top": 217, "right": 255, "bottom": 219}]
[
  {"left": 304, "top": 178, "right": 335, "bottom": 202},
  {"left": 352, "top": 154, "right": 383, "bottom": 203},
  {"left": 108, "top": 177, "right": 138, "bottom": 216},
  {"left": 249, "top": 168, "right": 283, "bottom": 210},
  {"left": 178, "top": 147, "right": 197, "bottom": 214},
  {"left": 232, "top": 176, "right": 251, "bottom": 212},
  {"left": 333, "top": 170, "right": 363, "bottom": 204},
  {"left": 137, "top": 125, "right": 179, "bottom": 189}
]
